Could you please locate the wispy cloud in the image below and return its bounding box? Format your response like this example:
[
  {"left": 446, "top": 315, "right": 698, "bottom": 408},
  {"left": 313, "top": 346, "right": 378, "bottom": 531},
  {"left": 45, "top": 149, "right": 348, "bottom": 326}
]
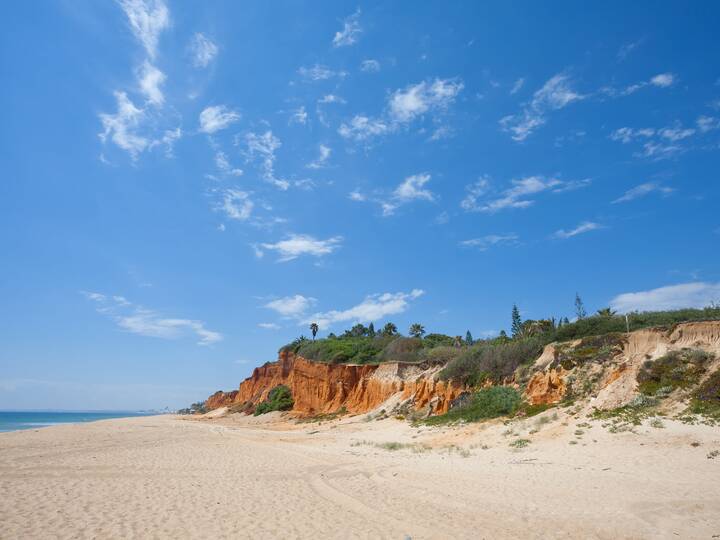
[
  {"left": 137, "top": 60, "right": 165, "bottom": 105},
  {"left": 610, "top": 122, "right": 695, "bottom": 160},
  {"left": 353, "top": 174, "right": 435, "bottom": 216},
  {"left": 289, "top": 106, "right": 308, "bottom": 125},
  {"left": 462, "top": 175, "right": 587, "bottom": 213},
  {"left": 332, "top": 9, "right": 362, "bottom": 47},
  {"left": 360, "top": 59, "right": 380, "bottom": 72},
  {"left": 298, "top": 64, "right": 347, "bottom": 81},
  {"left": 610, "top": 282, "right": 720, "bottom": 313},
  {"left": 304, "top": 290, "right": 425, "bottom": 329},
  {"left": 603, "top": 72, "right": 677, "bottom": 97},
  {"left": 612, "top": 182, "right": 674, "bottom": 203},
  {"left": 460, "top": 234, "right": 519, "bottom": 250},
  {"left": 617, "top": 40, "right": 642, "bottom": 61},
  {"left": 99, "top": 92, "right": 149, "bottom": 160},
  {"left": 217, "top": 188, "right": 253, "bottom": 221},
  {"left": 256, "top": 234, "right": 343, "bottom": 262},
  {"left": 264, "top": 295, "right": 316, "bottom": 317},
  {"left": 500, "top": 74, "right": 584, "bottom": 141},
  {"left": 338, "top": 115, "right": 389, "bottom": 141},
  {"left": 258, "top": 322, "right": 280, "bottom": 330},
  {"left": 243, "top": 130, "right": 288, "bottom": 190},
  {"left": 388, "top": 78, "right": 464, "bottom": 123},
  {"left": 215, "top": 151, "right": 243, "bottom": 177},
  {"left": 510, "top": 78, "right": 525, "bottom": 95},
  {"left": 83, "top": 291, "right": 221, "bottom": 346},
  {"left": 189, "top": 33, "right": 218, "bottom": 68},
  {"left": 697, "top": 115, "right": 720, "bottom": 133},
  {"left": 199, "top": 105, "right": 240, "bottom": 134},
  {"left": 118, "top": 0, "right": 169, "bottom": 59},
  {"left": 306, "top": 144, "right": 331, "bottom": 169},
  {"left": 552, "top": 221, "right": 603, "bottom": 239}
]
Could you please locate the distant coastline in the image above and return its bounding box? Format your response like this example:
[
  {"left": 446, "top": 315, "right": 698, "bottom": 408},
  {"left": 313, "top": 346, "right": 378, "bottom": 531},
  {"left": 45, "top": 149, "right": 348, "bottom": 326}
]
[{"left": 0, "top": 410, "right": 158, "bottom": 433}]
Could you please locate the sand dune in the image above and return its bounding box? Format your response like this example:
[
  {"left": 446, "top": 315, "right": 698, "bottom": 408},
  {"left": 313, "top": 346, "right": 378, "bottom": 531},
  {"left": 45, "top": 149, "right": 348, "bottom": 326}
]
[{"left": 1, "top": 412, "right": 719, "bottom": 539}]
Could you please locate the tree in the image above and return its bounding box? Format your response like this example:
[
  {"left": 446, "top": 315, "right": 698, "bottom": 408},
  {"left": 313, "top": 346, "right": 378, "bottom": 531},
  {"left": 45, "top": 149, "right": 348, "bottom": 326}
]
[
  {"left": 409, "top": 323, "right": 425, "bottom": 338},
  {"left": 563, "top": 317, "right": 570, "bottom": 325},
  {"left": 575, "top": 293, "right": 587, "bottom": 320},
  {"left": 511, "top": 304, "right": 522, "bottom": 338},
  {"left": 382, "top": 322, "right": 398, "bottom": 336},
  {"left": 309, "top": 322, "right": 319, "bottom": 340},
  {"left": 453, "top": 336, "right": 463, "bottom": 348},
  {"left": 350, "top": 323, "right": 368, "bottom": 337},
  {"left": 596, "top": 307, "right": 616, "bottom": 317},
  {"left": 368, "top": 322, "right": 375, "bottom": 337},
  {"left": 465, "top": 330, "right": 474, "bottom": 346}
]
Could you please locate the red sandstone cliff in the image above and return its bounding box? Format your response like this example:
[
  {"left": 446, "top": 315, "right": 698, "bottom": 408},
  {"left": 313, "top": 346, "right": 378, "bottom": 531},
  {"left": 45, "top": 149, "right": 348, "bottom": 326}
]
[{"left": 207, "top": 352, "right": 465, "bottom": 416}]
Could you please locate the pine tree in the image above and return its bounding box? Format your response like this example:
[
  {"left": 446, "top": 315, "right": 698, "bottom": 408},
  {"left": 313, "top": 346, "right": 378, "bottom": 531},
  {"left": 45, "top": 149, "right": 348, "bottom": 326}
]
[
  {"left": 575, "top": 293, "right": 587, "bottom": 320},
  {"left": 368, "top": 322, "right": 375, "bottom": 337},
  {"left": 511, "top": 304, "right": 522, "bottom": 338},
  {"left": 465, "top": 330, "right": 473, "bottom": 346}
]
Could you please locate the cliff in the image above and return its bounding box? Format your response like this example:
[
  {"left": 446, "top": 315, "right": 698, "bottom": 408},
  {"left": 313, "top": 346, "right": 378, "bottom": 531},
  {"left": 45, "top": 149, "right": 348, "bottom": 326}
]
[{"left": 209, "top": 351, "right": 465, "bottom": 417}]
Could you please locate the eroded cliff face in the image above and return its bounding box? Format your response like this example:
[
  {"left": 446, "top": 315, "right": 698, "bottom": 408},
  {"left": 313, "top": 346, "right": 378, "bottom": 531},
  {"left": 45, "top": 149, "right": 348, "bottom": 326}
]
[
  {"left": 208, "top": 351, "right": 465, "bottom": 416},
  {"left": 524, "top": 321, "right": 720, "bottom": 408}
]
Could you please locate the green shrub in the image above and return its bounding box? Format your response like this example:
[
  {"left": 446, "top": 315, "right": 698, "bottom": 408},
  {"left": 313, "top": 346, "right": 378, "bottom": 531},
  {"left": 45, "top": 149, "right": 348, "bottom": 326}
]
[
  {"left": 418, "top": 345, "right": 463, "bottom": 366},
  {"left": 423, "top": 333, "right": 456, "bottom": 348},
  {"left": 689, "top": 369, "right": 720, "bottom": 419},
  {"left": 378, "top": 337, "right": 424, "bottom": 362},
  {"left": 551, "top": 334, "right": 625, "bottom": 370},
  {"left": 440, "top": 338, "right": 543, "bottom": 386},
  {"left": 254, "top": 385, "right": 294, "bottom": 416},
  {"left": 637, "top": 349, "right": 713, "bottom": 395},
  {"left": 425, "top": 386, "right": 522, "bottom": 425}
]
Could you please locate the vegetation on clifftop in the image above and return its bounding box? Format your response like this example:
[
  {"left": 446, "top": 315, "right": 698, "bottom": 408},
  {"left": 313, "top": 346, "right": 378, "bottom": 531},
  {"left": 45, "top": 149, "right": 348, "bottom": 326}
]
[{"left": 254, "top": 385, "right": 294, "bottom": 416}]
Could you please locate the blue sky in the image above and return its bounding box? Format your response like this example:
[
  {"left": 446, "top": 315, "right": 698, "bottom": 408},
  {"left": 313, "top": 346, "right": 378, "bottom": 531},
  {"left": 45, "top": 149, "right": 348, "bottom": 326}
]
[{"left": 2, "top": 1, "right": 719, "bottom": 410}]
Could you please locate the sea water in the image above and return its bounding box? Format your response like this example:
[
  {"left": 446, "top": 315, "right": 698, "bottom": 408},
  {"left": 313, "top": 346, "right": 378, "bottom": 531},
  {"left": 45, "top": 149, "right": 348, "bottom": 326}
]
[{"left": 0, "top": 411, "right": 154, "bottom": 432}]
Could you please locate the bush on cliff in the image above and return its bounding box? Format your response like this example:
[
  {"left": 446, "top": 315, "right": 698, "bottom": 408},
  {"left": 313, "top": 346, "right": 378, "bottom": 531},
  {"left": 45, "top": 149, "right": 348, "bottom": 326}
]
[
  {"left": 424, "top": 386, "right": 522, "bottom": 425},
  {"left": 254, "top": 385, "right": 294, "bottom": 416},
  {"left": 637, "top": 349, "right": 713, "bottom": 396},
  {"left": 439, "top": 337, "right": 543, "bottom": 386}
]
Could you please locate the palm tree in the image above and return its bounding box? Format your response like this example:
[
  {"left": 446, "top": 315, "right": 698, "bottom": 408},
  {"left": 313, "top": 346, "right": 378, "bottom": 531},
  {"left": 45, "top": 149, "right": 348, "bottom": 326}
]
[
  {"left": 596, "top": 307, "right": 616, "bottom": 317},
  {"left": 309, "top": 322, "right": 319, "bottom": 340},
  {"left": 409, "top": 323, "right": 425, "bottom": 338},
  {"left": 382, "top": 322, "right": 398, "bottom": 336}
]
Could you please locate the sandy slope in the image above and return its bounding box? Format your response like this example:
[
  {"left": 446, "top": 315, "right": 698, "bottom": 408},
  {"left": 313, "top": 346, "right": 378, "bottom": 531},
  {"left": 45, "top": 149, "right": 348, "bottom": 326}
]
[{"left": 0, "top": 412, "right": 719, "bottom": 539}]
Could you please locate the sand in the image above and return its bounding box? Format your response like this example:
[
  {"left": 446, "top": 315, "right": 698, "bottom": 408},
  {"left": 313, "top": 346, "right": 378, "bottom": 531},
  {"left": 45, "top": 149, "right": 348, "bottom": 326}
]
[{"left": 1, "top": 410, "right": 719, "bottom": 539}]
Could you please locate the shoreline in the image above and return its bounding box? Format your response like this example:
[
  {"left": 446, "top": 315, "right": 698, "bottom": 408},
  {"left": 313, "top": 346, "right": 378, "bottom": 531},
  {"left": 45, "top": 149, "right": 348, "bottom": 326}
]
[{"left": 1, "top": 411, "right": 719, "bottom": 538}]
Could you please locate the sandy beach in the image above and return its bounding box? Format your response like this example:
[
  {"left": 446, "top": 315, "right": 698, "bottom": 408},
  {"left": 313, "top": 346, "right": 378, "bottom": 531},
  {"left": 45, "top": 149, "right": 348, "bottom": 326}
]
[{"left": 0, "top": 411, "right": 719, "bottom": 539}]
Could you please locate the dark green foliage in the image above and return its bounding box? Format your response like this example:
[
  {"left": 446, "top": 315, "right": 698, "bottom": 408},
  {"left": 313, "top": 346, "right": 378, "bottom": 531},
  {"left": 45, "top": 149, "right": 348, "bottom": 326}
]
[
  {"left": 344, "top": 323, "right": 369, "bottom": 338},
  {"left": 424, "top": 386, "right": 522, "bottom": 425},
  {"left": 689, "top": 369, "right": 720, "bottom": 419},
  {"left": 409, "top": 323, "right": 425, "bottom": 338},
  {"left": 368, "top": 322, "right": 375, "bottom": 337},
  {"left": 254, "top": 385, "right": 294, "bottom": 416},
  {"left": 465, "top": 331, "right": 473, "bottom": 346},
  {"left": 517, "top": 402, "right": 554, "bottom": 417},
  {"left": 378, "top": 337, "right": 423, "bottom": 362},
  {"left": 552, "top": 307, "right": 720, "bottom": 343},
  {"left": 309, "top": 322, "right": 319, "bottom": 340},
  {"left": 511, "top": 304, "right": 522, "bottom": 337},
  {"left": 418, "top": 345, "right": 463, "bottom": 366},
  {"left": 551, "top": 333, "right": 626, "bottom": 370},
  {"left": 423, "top": 333, "right": 455, "bottom": 348},
  {"left": 381, "top": 322, "right": 398, "bottom": 336},
  {"left": 637, "top": 349, "right": 713, "bottom": 396},
  {"left": 296, "top": 336, "right": 387, "bottom": 364},
  {"left": 177, "top": 401, "right": 207, "bottom": 415},
  {"left": 439, "top": 337, "right": 544, "bottom": 386}
]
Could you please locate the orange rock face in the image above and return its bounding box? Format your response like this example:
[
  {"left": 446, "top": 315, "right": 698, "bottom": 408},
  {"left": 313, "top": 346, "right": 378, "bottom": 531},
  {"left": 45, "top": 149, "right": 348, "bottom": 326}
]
[
  {"left": 206, "top": 352, "right": 465, "bottom": 416},
  {"left": 525, "top": 368, "right": 566, "bottom": 405},
  {"left": 205, "top": 390, "right": 238, "bottom": 409}
]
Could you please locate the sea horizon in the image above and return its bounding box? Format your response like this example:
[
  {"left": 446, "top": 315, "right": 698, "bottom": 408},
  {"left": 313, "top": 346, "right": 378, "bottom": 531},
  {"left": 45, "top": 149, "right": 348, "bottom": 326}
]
[{"left": 0, "top": 410, "right": 158, "bottom": 433}]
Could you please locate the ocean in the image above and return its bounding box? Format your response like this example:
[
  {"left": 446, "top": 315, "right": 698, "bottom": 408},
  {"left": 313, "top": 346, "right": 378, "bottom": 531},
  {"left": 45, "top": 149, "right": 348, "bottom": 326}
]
[{"left": 0, "top": 411, "right": 155, "bottom": 433}]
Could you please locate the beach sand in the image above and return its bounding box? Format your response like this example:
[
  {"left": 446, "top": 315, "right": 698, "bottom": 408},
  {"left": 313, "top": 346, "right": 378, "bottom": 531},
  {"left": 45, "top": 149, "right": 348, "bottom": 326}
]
[{"left": 1, "top": 411, "right": 719, "bottom": 539}]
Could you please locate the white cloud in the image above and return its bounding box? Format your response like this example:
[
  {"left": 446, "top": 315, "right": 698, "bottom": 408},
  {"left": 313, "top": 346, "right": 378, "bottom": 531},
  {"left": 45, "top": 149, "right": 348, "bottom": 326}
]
[
  {"left": 159, "top": 127, "right": 181, "bottom": 157},
  {"left": 332, "top": 9, "right": 362, "bottom": 47},
  {"left": 510, "top": 78, "right": 525, "bottom": 95},
  {"left": 617, "top": 40, "right": 642, "bottom": 61},
  {"left": 610, "top": 123, "right": 695, "bottom": 160},
  {"left": 610, "top": 282, "right": 720, "bottom": 313},
  {"left": 472, "top": 176, "right": 572, "bottom": 213},
  {"left": 215, "top": 151, "right": 243, "bottom": 176},
  {"left": 118, "top": 0, "right": 170, "bottom": 59},
  {"left": 257, "top": 234, "right": 343, "bottom": 262},
  {"left": 99, "top": 91, "right": 149, "bottom": 160},
  {"left": 393, "top": 173, "right": 434, "bottom": 202},
  {"left": 697, "top": 115, "right": 720, "bottom": 133},
  {"left": 460, "top": 234, "right": 519, "bottom": 250},
  {"left": 500, "top": 74, "right": 584, "bottom": 141},
  {"left": 244, "top": 130, "right": 288, "bottom": 190},
  {"left": 610, "top": 127, "right": 656, "bottom": 143},
  {"left": 264, "top": 295, "right": 316, "bottom": 317},
  {"left": 218, "top": 188, "right": 253, "bottom": 221},
  {"left": 137, "top": 61, "right": 165, "bottom": 105},
  {"left": 460, "top": 177, "right": 490, "bottom": 211},
  {"left": 360, "top": 59, "right": 380, "bottom": 72},
  {"left": 612, "top": 182, "right": 674, "bottom": 203},
  {"left": 318, "top": 94, "right": 346, "bottom": 104},
  {"left": 190, "top": 33, "right": 218, "bottom": 68},
  {"left": 298, "top": 64, "right": 346, "bottom": 81},
  {"left": 258, "top": 322, "right": 280, "bottom": 330},
  {"left": 650, "top": 73, "right": 675, "bottom": 88},
  {"left": 305, "top": 290, "right": 425, "bottom": 329},
  {"left": 388, "top": 78, "right": 464, "bottom": 123},
  {"left": 306, "top": 144, "right": 331, "bottom": 169},
  {"left": 552, "top": 221, "right": 603, "bottom": 239},
  {"left": 338, "top": 115, "right": 389, "bottom": 141},
  {"left": 289, "top": 106, "right": 308, "bottom": 125},
  {"left": 658, "top": 126, "right": 695, "bottom": 141},
  {"left": 199, "top": 105, "right": 240, "bottom": 134},
  {"left": 83, "top": 291, "right": 221, "bottom": 346},
  {"left": 348, "top": 190, "right": 366, "bottom": 202}
]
